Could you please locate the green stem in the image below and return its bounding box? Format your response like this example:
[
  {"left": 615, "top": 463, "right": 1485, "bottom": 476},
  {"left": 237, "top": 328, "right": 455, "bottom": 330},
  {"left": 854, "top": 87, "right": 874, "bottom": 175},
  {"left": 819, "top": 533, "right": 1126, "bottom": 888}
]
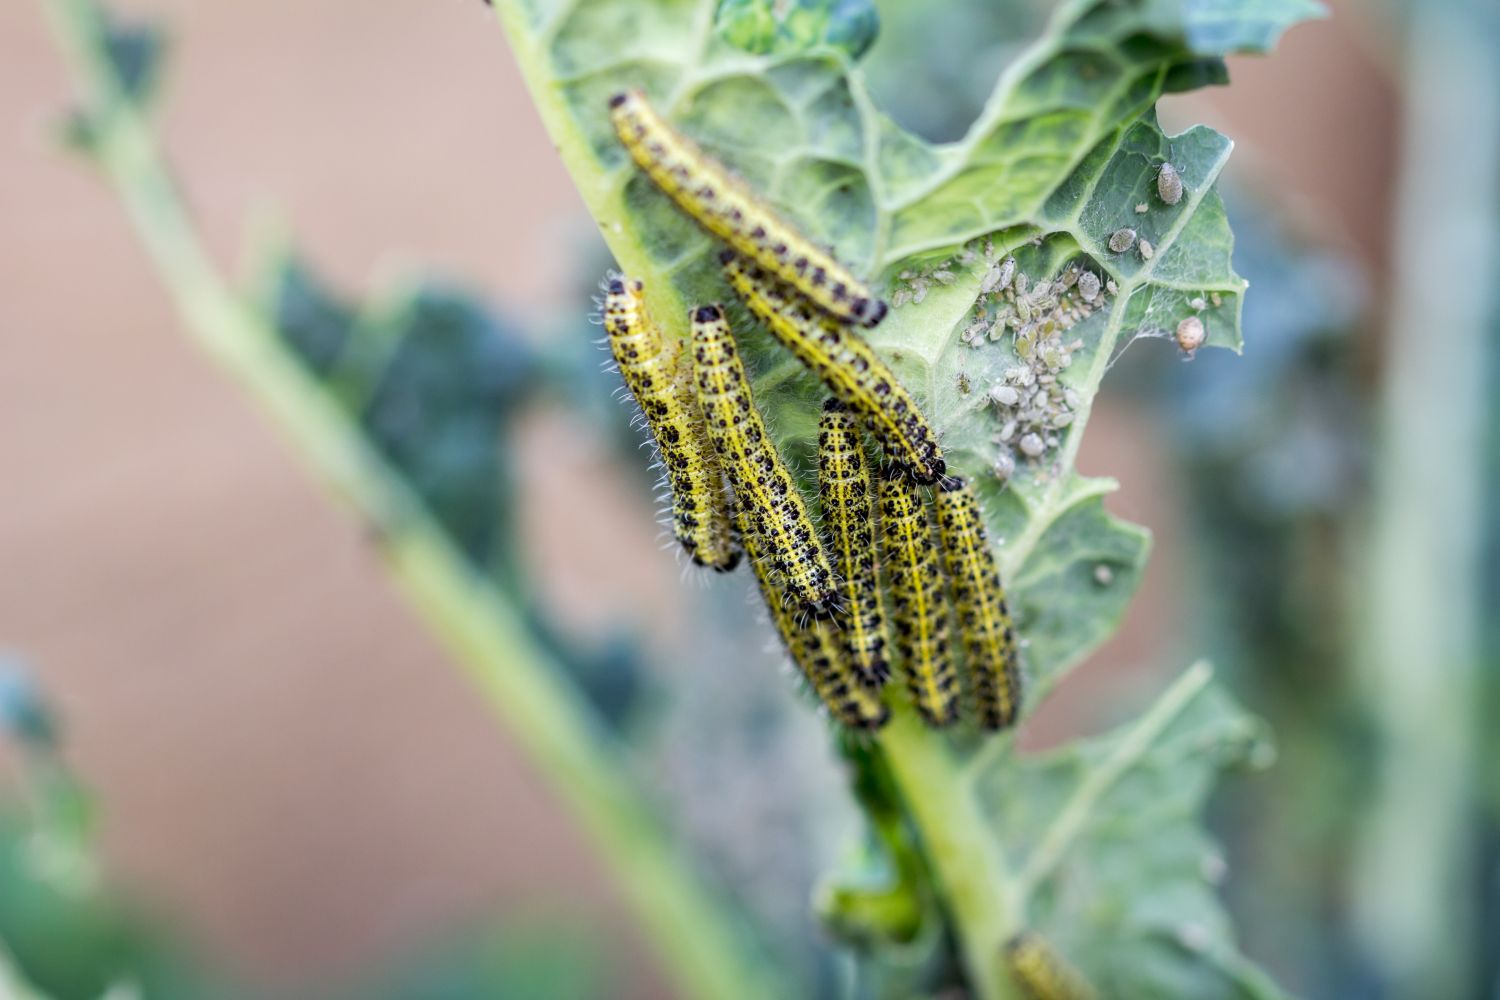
[
  {"left": 41, "top": 4, "right": 781, "bottom": 999},
  {"left": 877, "top": 705, "right": 1019, "bottom": 1000}
]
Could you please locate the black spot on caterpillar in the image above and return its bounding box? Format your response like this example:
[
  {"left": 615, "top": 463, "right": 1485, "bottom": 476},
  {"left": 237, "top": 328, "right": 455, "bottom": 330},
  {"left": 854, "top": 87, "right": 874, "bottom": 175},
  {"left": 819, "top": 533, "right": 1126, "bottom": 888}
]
[
  {"left": 935, "top": 475, "right": 1022, "bottom": 729},
  {"left": 607, "top": 89, "right": 887, "bottom": 328},
  {"left": 878, "top": 464, "right": 959, "bottom": 727},
  {"left": 739, "top": 506, "right": 888, "bottom": 730},
  {"left": 722, "top": 253, "right": 946, "bottom": 484},
  {"left": 690, "top": 303, "right": 837, "bottom": 615},
  {"left": 817, "top": 399, "right": 891, "bottom": 689},
  {"left": 603, "top": 277, "right": 740, "bottom": 572},
  {"left": 1004, "top": 933, "right": 1098, "bottom": 1000}
]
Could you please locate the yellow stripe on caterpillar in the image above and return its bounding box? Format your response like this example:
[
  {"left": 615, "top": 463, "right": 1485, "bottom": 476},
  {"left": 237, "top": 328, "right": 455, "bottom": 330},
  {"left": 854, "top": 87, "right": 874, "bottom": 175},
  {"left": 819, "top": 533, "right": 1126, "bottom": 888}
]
[
  {"left": 738, "top": 506, "right": 888, "bottom": 731},
  {"left": 690, "top": 303, "right": 837, "bottom": 615},
  {"left": 722, "top": 253, "right": 946, "bottom": 485},
  {"left": 603, "top": 276, "right": 740, "bottom": 572},
  {"left": 1004, "top": 933, "right": 1098, "bottom": 1000},
  {"left": 607, "top": 89, "right": 887, "bottom": 328},
  {"left": 878, "top": 465, "right": 959, "bottom": 727},
  {"left": 934, "top": 475, "right": 1023, "bottom": 729},
  {"left": 817, "top": 399, "right": 891, "bottom": 689}
]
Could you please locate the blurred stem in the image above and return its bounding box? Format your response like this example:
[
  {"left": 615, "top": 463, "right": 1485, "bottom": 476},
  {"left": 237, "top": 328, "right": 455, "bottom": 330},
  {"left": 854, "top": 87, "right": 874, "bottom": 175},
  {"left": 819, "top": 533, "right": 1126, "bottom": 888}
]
[
  {"left": 878, "top": 705, "right": 1019, "bottom": 1000},
  {"left": 40, "top": 4, "right": 783, "bottom": 999},
  {"left": 1348, "top": 2, "right": 1496, "bottom": 996}
]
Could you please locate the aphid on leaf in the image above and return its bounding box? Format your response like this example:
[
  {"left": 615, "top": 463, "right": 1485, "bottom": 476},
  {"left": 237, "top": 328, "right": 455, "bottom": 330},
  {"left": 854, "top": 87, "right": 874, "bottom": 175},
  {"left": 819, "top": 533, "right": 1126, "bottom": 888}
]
[
  {"left": 818, "top": 400, "right": 892, "bottom": 689},
  {"left": 603, "top": 277, "right": 740, "bottom": 571},
  {"left": 739, "top": 507, "right": 888, "bottom": 730},
  {"left": 934, "top": 475, "right": 1022, "bottom": 730},
  {"left": 1004, "top": 933, "right": 1098, "bottom": 1000},
  {"left": 722, "top": 253, "right": 946, "bottom": 484},
  {"left": 1157, "top": 161, "right": 1184, "bottom": 205},
  {"left": 607, "top": 89, "right": 887, "bottom": 328},
  {"left": 1176, "top": 314, "right": 1206, "bottom": 357},
  {"left": 1108, "top": 227, "right": 1136, "bottom": 253},
  {"left": 690, "top": 304, "right": 837, "bottom": 615},
  {"left": 878, "top": 465, "right": 959, "bottom": 727}
]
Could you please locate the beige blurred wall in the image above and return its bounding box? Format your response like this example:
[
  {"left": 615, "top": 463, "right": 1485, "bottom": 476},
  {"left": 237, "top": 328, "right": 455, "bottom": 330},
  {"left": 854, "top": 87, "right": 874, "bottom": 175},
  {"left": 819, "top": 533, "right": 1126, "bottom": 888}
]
[{"left": 0, "top": 0, "right": 1393, "bottom": 995}]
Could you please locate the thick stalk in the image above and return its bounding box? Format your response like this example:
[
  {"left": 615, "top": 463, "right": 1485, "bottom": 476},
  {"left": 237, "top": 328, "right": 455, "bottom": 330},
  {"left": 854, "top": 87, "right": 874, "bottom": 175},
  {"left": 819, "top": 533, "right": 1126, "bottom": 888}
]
[
  {"left": 41, "top": 4, "right": 782, "bottom": 999},
  {"left": 877, "top": 704, "right": 1020, "bottom": 1000}
]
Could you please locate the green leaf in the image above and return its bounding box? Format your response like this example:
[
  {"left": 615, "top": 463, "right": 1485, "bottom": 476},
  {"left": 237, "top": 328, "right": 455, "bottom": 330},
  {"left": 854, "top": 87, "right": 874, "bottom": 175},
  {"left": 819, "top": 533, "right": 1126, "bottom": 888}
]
[{"left": 973, "top": 667, "right": 1285, "bottom": 1000}]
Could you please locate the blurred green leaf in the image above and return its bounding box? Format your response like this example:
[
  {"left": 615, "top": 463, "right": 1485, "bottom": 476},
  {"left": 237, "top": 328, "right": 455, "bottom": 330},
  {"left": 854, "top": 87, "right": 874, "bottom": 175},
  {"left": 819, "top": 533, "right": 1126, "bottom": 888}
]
[{"left": 974, "top": 670, "right": 1286, "bottom": 999}]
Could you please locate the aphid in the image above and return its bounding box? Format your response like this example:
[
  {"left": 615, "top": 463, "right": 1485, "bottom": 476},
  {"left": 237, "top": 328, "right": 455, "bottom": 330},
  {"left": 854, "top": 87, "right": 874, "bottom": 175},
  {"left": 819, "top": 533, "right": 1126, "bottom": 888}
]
[
  {"left": 934, "top": 476, "right": 1023, "bottom": 730},
  {"left": 1138, "top": 239, "right": 1154, "bottom": 260},
  {"left": 818, "top": 400, "right": 892, "bottom": 689},
  {"left": 878, "top": 465, "right": 959, "bottom": 727},
  {"left": 1175, "top": 315, "right": 1206, "bottom": 357},
  {"left": 1076, "top": 271, "right": 1101, "bottom": 303},
  {"left": 608, "top": 89, "right": 887, "bottom": 328},
  {"left": 1108, "top": 228, "right": 1136, "bottom": 253},
  {"left": 690, "top": 304, "right": 837, "bottom": 615},
  {"left": 1157, "top": 161, "right": 1184, "bottom": 205},
  {"left": 1004, "top": 933, "right": 1098, "bottom": 1000},
  {"left": 722, "top": 254, "right": 946, "bottom": 484},
  {"left": 981, "top": 256, "right": 1017, "bottom": 294},
  {"left": 738, "top": 506, "right": 889, "bottom": 730},
  {"left": 604, "top": 277, "right": 740, "bottom": 571},
  {"left": 1134, "top": 202, "right": 1149, "bottom": 214}
]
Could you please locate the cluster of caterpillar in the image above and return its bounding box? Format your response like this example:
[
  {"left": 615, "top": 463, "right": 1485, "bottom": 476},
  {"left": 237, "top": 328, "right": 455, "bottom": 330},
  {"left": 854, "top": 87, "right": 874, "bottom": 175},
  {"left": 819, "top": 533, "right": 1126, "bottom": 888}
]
[{"left": 602, "top": 89, "right": 1020, "bottom": 732}]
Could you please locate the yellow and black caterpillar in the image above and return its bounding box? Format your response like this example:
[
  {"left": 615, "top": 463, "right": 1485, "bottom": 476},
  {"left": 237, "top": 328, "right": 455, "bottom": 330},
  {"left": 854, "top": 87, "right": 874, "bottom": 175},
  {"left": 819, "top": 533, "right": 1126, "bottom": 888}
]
[
  {"left": 878, "top": 465, "right": 960, "bottom": 726},
  {"left": 723, "top": 253, "right": 946, "bottom": 485},
  {"left": 603, "top": 277, "right": 740, "bottom": 571},
  {"left": 739, "top": 507, "right": 888, "bottom": 731},
  {"left": 608, "top": 89, "right": 888, "bottom": 328},
  {"left": 934, "top": 475, "right": 1022, "bottom": 729},
  {"left": 817, "top": 399, "right": 891, "bottom": 689},
  {"left": 690, "top": 303, "right": 837, "bottom": 616},
  {"left": 1004, "top": 933, "right": 1098, "bottom": 1000}
]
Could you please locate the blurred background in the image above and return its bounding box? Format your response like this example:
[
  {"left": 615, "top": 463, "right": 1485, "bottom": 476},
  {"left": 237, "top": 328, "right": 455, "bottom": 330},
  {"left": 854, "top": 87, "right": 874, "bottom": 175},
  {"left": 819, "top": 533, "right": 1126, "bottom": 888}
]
[{"left": 1, "top": 0, "right": 1494, "bottom": 998}]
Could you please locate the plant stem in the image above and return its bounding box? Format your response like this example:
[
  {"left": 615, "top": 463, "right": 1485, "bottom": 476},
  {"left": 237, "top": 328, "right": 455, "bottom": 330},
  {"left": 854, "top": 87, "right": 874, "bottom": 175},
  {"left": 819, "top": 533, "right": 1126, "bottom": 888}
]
[
  {"left": 877, "top": 705, "right": 1020, "bottom": 1000},
  {"left": 41, "top": 4, "right": 782, "bottom": 998}
]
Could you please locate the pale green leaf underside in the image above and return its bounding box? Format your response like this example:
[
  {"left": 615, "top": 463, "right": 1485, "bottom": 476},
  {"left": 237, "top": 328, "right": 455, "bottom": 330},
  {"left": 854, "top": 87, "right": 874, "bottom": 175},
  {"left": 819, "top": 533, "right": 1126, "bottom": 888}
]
[{"left": 974, "top": 677, "right": 1286, "bottom": 999}]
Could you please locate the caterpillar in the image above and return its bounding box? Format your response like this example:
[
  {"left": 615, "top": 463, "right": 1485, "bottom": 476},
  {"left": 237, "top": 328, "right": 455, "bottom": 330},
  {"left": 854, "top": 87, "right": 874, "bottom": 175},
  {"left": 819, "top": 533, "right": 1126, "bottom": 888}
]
[
  {"left": 607, "top": 89, "right": 888, "bottom": 329},
  {"left": 1004, "top": 933, "right": 1098, "bottom": 1000},
  {"left": 817, "top": 399, "right": 891, "bottom": 688},
  {"left": 934, "top": 475, "right": 1022, "bottom": 729},
  {"left": 739, "top": 507, "right": 888, "bottom": 730},
  {"left": 723, "top": 253, "right": 946, "bottom": 485},
  {"left": 690, "top": 303, "right": 837, "bottom": 616},
  {"left": 603, "top": 277, "right": 740, "bottom": 571},
  {"left": 878, "top": 465, "right": 959, "bottom": 727}
]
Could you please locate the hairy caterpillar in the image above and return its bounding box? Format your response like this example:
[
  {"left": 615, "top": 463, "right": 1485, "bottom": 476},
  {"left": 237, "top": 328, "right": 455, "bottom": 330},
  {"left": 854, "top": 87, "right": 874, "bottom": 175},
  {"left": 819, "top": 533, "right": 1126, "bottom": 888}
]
[
  {"left": 723, "top": 253, "right": 946, "bottom": 485},
  {"left": 607, "top": 89, "right": 887, "bottom": 328},
  {"left": 1004, "top": 933, "right": 1098, "bottom": 1000},
  {"left": 603, "top": 277, "right": 740, "bottom": 571},
  {"left": 878, "top": 465, "right": 959, "bottom": 726},
  {"left": 817, "top": 399, "right": 891, "bottom": 688},
  {"left": 934, "top": 476, "right": 1022, "bottom": 729},
  {"left": 739, "top": 507, "right": 888, "bottom": 730},
  {"left": 690, "top": 304, "right": 837, "bottom": 615}
]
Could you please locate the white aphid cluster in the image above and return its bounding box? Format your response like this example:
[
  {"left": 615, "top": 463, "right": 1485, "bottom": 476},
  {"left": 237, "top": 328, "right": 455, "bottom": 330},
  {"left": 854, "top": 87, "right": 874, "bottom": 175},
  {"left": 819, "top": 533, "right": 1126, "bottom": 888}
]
[{"left": 953, "top": 243, "right": 1114, "bottom": 482}]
